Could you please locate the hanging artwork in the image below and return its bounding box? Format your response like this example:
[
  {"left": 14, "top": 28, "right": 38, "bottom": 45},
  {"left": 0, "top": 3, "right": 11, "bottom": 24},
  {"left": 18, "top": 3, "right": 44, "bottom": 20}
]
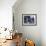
[{"left": 22, "top": 14, "right": 37, "bottom": 26}]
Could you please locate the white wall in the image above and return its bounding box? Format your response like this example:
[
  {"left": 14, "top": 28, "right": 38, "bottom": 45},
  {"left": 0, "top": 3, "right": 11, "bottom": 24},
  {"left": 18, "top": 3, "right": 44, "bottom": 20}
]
[
  {"left": 41, "top": 0, "right": 46, "bottom": 46},
  {"left": 13, "top": 0, "right": 41, "bottom": 46},
  {"left": 0, "top": 0, "right": 16, "bottom": 30}
]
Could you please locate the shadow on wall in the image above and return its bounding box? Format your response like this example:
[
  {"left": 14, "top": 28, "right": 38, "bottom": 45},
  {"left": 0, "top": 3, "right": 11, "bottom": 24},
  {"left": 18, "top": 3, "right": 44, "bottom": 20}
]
[{"left": 12, "top": 0, "right": 24, "bottom": 10}]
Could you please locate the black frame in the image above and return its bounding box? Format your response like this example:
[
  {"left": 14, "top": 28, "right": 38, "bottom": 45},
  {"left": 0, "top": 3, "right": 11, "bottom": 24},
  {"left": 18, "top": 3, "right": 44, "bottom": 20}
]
[{"left": 22, "top": 14, "right": 37, "bottom": 26}]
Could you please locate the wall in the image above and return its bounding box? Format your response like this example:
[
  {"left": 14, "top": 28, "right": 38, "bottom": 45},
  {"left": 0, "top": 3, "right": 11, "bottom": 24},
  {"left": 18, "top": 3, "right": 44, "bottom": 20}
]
[
  {"left": 0, "top": 0, "right": 16, "bottom": 30},
  {"left": 41, "top": 0, "right": 46, "bottom": 46},
  {"left": 13, "top": 0, "right": 41, "bottom": 46}
]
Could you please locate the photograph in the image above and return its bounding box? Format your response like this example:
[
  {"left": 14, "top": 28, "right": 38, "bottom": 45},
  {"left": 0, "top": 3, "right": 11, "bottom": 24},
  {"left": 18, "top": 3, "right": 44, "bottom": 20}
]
[{"left": 22, "top": 14, "right": 37, "bottom": 26}]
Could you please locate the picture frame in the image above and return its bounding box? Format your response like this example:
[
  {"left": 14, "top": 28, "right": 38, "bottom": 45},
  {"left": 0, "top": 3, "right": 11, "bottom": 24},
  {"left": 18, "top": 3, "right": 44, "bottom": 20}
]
[{"left": 22, "top": 14, "right": 37, "bottom": 26}]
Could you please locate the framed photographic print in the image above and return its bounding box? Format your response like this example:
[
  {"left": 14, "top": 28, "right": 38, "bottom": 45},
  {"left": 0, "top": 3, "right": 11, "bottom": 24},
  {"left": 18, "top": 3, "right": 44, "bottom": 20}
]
[{"left": 22, "top": 14, "right": 37, "bottom": 26}]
